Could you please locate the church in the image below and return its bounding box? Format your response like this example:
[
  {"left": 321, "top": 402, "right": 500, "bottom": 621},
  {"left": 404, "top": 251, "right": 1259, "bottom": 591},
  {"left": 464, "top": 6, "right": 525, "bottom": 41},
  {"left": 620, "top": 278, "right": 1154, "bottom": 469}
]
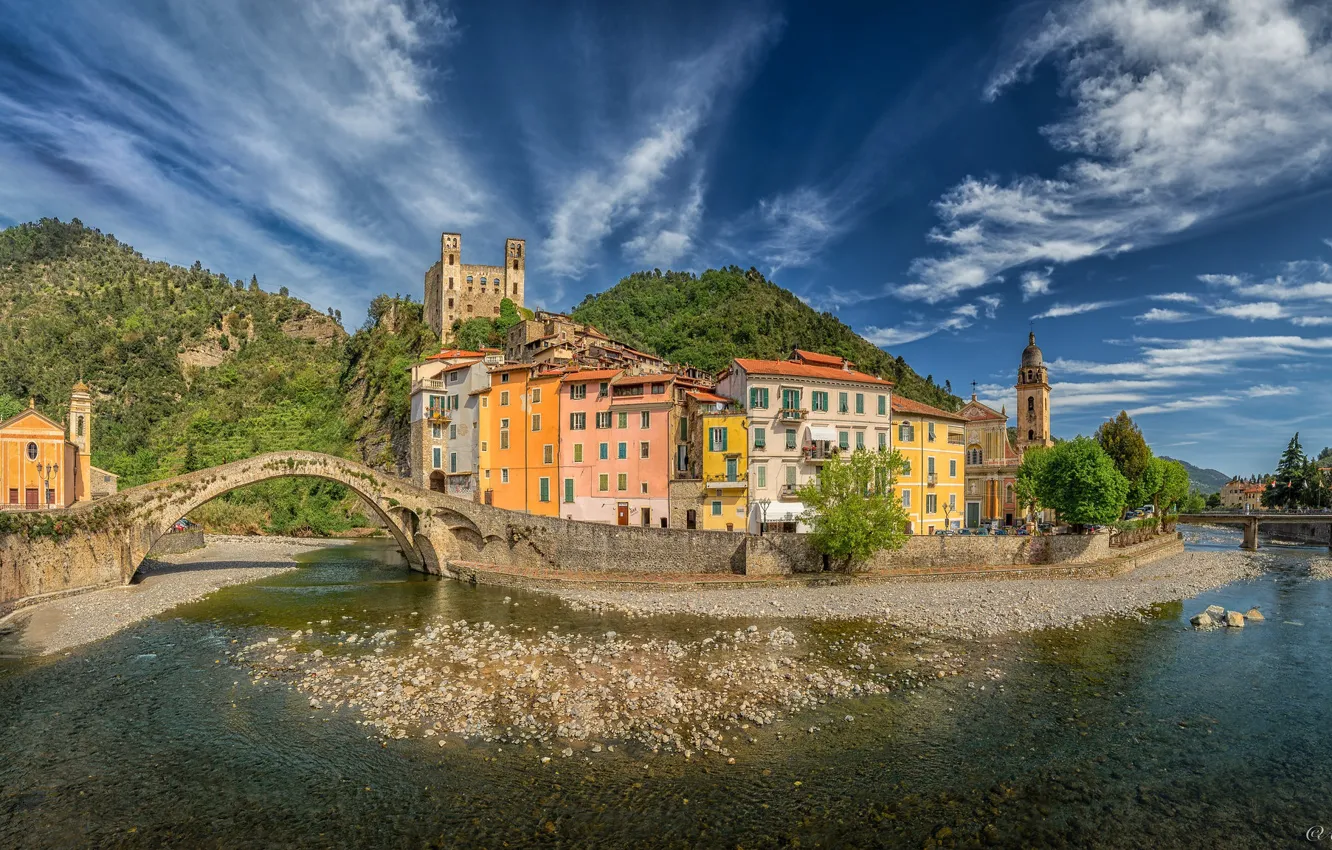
[
  {"left": 0, "top": 382, "right": 116, "bottom": 510},
  {"left": 957, "top": 333, "right": 1054, "bottom": 529}
]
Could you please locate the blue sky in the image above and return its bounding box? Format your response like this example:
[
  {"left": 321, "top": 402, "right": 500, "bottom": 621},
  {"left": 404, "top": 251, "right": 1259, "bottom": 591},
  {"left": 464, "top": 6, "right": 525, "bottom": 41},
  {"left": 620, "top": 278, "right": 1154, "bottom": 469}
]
[{"left": 2, "top": 0, "right": 1331, "bottom": 477}]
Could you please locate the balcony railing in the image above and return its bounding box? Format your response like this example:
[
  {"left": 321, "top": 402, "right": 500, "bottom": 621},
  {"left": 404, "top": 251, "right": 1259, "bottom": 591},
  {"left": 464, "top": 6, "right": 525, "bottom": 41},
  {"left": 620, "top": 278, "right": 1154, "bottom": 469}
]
[
  {"left": 926, "top": 473, "right": 938, "bottom": 486},
  {"left": 778, "top": 408, "right": 807, "bottom": 421},
  {"left": 778, "top": 483, "right": 801, "bottom": 499},
  {"left": 705, "top": 473, "right": 747, "bottom": 489},
  {"left": 426, "top": 409, "right": 452, "bottom": 424},
  {"left": 802, "top": 444, "right": 838, "bottom": 464},
  {"left": 416, "top": 378, "right": 447, "bottom": 391}
]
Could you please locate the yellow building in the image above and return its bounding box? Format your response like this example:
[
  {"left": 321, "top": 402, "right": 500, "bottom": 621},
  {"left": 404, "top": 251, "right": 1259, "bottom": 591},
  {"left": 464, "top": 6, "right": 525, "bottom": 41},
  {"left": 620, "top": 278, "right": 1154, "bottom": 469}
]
[
  {"left": 691, "top": 390, "right": 748, "bottom": 531},
  {"left": 890, "top": 396, "right": 967, "bottom": 535},
  {"left": 0, "top": 383, "right": 99, "bottom": 510}
]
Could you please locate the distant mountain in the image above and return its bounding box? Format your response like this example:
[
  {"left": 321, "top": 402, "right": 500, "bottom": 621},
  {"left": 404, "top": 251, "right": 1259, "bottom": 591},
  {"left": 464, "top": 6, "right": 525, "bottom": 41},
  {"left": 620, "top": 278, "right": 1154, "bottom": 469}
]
[
  {"left": 1159, "top": 456, "right": 1231, "bottom": 493},
  {"left": 570, "top": 267, "right": 961, "bottom": 410}
]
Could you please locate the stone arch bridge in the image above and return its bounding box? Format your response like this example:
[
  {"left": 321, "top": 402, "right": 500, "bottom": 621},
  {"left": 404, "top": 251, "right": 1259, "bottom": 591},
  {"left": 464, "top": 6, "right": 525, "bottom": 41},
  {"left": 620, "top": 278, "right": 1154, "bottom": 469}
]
[{"left": 0, "top": 452, "right": 751, "bottom": 609}]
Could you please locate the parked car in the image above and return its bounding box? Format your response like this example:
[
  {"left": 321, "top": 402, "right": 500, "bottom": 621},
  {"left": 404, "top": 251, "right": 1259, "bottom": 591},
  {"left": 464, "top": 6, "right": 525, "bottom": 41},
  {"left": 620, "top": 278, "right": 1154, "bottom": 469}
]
[{"left": 1140, "top": 505, "right": 1156, "bottom": 516}]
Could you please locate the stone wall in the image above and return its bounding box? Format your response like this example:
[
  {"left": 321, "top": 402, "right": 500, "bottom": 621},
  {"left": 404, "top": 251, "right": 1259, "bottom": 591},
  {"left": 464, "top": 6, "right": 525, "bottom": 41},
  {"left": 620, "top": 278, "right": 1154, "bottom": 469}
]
[
  {"left": 147, "top": 529, "right": 205, "bottom": 556},
  {"left": 1265, "top": 522, "right": 1332, "bottom": 546}
]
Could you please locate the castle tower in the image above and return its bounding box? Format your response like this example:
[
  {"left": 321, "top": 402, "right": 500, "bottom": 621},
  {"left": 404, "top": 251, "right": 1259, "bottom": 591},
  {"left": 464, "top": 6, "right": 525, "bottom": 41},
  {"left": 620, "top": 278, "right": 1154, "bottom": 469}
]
[
  {"left": 68, "top": 381, "right": 93, "bottom": 502},
  {"left": 1015, "top": 332, "right": 1053, "bottom": 456},
  {"left": 504, "top": 238, "right": 525, "bottom": 303},
  {"left": 437, "top": 232, "right": 462, "bottom": 334}
]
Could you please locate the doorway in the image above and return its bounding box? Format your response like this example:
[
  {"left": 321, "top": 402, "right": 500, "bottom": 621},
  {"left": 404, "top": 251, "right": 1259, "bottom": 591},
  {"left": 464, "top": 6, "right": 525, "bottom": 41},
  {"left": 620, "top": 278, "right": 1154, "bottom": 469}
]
[
  {"left": 965, "top": 501, "right": 980, "bottom": 528},
  {"left": 25, "top": 488, "right": 38, "bottom": 510},
  {"left": 616, "top": 503, "right": 629, "bottom": 525},
  {"left": 686, "top": 509, "right": 697, "bottom": 529},
  {"left": 641, "top": 507, "right": 652, "bottom": 527}
]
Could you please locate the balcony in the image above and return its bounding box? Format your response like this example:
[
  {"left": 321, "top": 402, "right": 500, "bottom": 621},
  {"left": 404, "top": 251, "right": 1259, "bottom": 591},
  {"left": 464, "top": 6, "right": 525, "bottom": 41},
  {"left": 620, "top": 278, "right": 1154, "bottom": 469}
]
[
  {"left": 416, "top": 378, "right": 447, "bottom": 392},
  {"left": 778, "top": 408, "right": 807, "bottom": 421},
  {"left": 426, "top": 409, "right": 452, "bottom": 424},
  {"left": 926, "top": 473, "right": 938, "bottom": 486},
  {"left": 705, "top": 473, "right": 748, "bottom": 490},
  {"left": 801, "top": 444, "right": 838, "bottom": 464},
  {"left": 778, "top": 483, "right": 802, "bottom": 500}
]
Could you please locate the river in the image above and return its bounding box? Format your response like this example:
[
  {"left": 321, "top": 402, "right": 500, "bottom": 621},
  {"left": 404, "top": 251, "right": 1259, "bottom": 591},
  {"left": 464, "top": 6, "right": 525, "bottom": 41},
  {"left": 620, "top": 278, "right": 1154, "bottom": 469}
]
[{"left": 1, "top": 527, "right": 1330, "bottom": 847}]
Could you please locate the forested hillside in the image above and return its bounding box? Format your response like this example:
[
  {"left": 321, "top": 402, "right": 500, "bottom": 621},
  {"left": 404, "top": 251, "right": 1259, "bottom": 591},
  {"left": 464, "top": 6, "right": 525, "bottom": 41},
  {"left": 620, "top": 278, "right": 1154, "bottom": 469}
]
[
  {"left": 1158, "top": 456, "right": 1231, "bottom": 494},
  {"left": 571, "top": 267, "right": 960, "bottom": 410}
]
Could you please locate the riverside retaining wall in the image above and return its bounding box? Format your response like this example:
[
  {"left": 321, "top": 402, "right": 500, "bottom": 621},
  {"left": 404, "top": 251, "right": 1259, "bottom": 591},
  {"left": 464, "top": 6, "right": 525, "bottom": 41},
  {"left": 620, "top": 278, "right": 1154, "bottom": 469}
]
[{"left": 146, "top": 529, "right": 205, "bottom": 556}]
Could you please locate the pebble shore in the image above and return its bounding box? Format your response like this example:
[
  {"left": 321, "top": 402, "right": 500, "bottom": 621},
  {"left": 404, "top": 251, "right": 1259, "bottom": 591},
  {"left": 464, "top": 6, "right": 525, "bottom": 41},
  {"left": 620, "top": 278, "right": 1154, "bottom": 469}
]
[
  {"left": 552, "top": 549, "right": 1265, "bottom": 639},
  {"left": 1, "top": 535, "right": 339, "bottom": 656}
]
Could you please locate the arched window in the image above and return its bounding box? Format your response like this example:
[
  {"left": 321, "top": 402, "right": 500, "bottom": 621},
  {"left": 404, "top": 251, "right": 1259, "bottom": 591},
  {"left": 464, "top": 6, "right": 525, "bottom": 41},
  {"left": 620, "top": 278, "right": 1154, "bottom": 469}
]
[
  {"left": 26, "top": 441, "right": 37, "bottom": 460},
  {"left": 1026, "top": 370, "right": 1033, "bottom": 382},
  {"left": 1028, "top": 429, "right": 1034, "bottom": 441},
  {"left": 76, "top": 415, "right": 84, "bottom": 438},
  {"left": 1027, "top": 397, "right": 1034, "bottom": 412}
]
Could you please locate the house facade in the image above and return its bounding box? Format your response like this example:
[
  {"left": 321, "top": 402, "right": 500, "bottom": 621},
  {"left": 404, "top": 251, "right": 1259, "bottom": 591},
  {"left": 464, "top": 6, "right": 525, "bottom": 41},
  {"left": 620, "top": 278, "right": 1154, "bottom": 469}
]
[{"left": 891, "top": 396, "right": 967, "bottom": 534}]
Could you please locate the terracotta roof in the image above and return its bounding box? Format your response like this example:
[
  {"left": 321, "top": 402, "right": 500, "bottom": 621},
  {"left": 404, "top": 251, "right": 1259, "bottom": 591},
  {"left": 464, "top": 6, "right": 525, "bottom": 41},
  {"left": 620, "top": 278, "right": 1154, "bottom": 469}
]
[
  {"left": 561, "top": 369, "right": 621, "bottom": 383},
  {"left": 487, "top": 363, "right": 533, "bottom": 374},
  {"left": 612, "top": 373, "right": 675, "bottom": 387},
  {"left": 435, "top": 361, "right": 480, "bottom": 375},
  {"left": 890, "top": 396, "right": 967, "bottom": 421},
  {"left": 426, "top": 349, "right": 487, "bottom": 361},
  {"left": 686, "top": 390, "right": 732, "bottom": 404},
  {"left": 732, "top": 358, "right": 894, "bottom": 387},
  {"left": 792, "top": 349, "right": 846, "bottom": 367}
]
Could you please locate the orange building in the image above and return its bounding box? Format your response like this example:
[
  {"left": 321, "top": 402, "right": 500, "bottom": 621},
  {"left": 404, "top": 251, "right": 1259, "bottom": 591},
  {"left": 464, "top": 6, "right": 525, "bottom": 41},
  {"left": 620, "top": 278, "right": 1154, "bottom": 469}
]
[
  {"left": 524, "top": 370, "right": 562, "bottom": 515},
  {"left": 0, "top": 383, "right": 101, "bottom": 510},
  {"left": 477, "top": 364, "right": 562, "bottom": 515}
]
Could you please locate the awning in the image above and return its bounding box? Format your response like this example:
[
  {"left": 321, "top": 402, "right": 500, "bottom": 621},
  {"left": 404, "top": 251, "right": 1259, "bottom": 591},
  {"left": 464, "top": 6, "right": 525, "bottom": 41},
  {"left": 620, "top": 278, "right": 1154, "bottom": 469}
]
[
  {"left": 805, "top": 424, "right": 837, "bottom": 443},
  {"left": 760, "top": 502, "right": 806, "bottom": 522}
]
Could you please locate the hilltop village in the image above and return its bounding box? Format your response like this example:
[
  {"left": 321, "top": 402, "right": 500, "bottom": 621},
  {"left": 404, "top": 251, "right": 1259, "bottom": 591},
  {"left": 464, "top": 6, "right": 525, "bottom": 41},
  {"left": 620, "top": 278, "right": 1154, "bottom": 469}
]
[{"left": 410, "top": 231, "right": 1054, "bottom": 535}]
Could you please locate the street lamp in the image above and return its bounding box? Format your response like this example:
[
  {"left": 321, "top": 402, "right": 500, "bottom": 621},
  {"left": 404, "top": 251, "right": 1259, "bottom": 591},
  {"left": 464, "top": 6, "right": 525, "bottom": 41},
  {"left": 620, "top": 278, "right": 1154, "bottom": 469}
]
[
  {"left": 943, "top": 501, "right": 953, "bottom": 533},
  {"left": 33, "top": 459, "right": 58, "bottom": 508}
]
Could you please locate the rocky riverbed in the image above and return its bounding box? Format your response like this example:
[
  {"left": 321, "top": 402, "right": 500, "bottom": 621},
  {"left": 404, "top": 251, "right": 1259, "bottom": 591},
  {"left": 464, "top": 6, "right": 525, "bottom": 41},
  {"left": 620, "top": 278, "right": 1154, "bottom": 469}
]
[
  {"left": 233, "top": 614, "right": 999, "bottom": 758},
  {"left": 0, "top": 535, "right": 342, "bottom": 656},
  {"left": 549, "top": 549, "right": 1264, "bottom": 638}
]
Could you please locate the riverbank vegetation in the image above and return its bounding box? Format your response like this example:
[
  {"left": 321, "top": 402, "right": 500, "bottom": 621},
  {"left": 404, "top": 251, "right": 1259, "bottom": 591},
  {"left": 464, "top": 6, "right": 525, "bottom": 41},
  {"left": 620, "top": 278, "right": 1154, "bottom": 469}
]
[{"left": 1262, "top": 434, "right": 1332, "bottom": 510}]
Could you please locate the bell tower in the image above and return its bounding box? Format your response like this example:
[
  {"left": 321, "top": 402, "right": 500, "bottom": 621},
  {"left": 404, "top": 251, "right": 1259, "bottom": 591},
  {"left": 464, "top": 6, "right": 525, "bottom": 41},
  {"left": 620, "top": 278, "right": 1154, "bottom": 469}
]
[
  {"left": 1015, "top": 332, "right": 1053, "bottom": 455},
  {"left": 68, "top": 381, "right": 93, "bottom": 502}
]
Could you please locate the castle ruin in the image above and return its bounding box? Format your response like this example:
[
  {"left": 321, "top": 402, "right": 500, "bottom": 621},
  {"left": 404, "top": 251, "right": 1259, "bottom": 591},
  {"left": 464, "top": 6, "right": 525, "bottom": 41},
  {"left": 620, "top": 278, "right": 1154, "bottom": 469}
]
[{"left": 423, "top": 232, "right": 526, "bottom": 340}]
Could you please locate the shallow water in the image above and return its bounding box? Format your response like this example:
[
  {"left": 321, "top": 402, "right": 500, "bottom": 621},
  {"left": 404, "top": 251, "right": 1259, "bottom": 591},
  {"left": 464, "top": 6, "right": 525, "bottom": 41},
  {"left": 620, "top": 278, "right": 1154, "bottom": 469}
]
[{"left": 1, "top": 527, "right": 1331, "bottom": 847}]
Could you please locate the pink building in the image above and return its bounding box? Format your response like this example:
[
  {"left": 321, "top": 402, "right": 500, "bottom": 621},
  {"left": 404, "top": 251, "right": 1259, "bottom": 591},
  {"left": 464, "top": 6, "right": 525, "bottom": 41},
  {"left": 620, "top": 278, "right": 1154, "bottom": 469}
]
[{"left": 557, "top": 369, "right": 674, "bottom": 527}]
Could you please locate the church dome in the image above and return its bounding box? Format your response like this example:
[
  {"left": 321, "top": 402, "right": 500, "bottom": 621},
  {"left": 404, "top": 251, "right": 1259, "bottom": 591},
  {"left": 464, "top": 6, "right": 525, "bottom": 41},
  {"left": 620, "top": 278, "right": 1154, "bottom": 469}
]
[{"left": 1020, "top": 332, "right": 1044, "bottom": 368}]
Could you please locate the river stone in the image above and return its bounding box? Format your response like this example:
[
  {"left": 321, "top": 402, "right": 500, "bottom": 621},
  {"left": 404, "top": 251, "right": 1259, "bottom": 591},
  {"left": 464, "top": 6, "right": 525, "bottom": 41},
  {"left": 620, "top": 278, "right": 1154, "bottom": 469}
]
[
  {"left": 1225, "top": 611, "right": 1246, "bottom": 628},
  {"left": 1245, "top": 607, "right": 1265, "bottom": 621},
  {"left": 1190, "top": 612, "right": 1214, "bottom": 629},
  {"left": 1205, "top": 605, "right": 1226, "bottom": 619}
]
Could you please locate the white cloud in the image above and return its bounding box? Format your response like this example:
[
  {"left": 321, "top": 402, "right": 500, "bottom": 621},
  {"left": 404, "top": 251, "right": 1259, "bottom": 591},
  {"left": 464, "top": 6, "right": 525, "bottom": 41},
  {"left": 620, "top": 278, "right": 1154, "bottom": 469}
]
[
  {"left": 1209, "top": 302, "right": 1286, "bottom": 320},
  {"left": 1021, "top": 267, "right": 1053, "bottom": 300},
  {"left": 1135, "top": 307, "right": 1192, "bottom": 323},
  {"left": 1292, "top": 316, "right": 1332, "bottom": 326},
  {"left": 1031, "top": 301, "right": 1115, "bottom": 320},
  {"left": 540, "top": 16, "right": 780, "bottom": 278},
  {"left": 979, "top": 294, "right": 1002, "bottom": 319},
  {"left": 1152, "top": 292, "right": 1198, "bottom": 303},
  {"left": 899, "top": 0, "right": 1332, "bottom": 303},
  {"left": 1128, "top": 384, "right": 1298, "bottom": 416},
  {"left": 862, "top": 301, "right": 985, "bottom": 347}
]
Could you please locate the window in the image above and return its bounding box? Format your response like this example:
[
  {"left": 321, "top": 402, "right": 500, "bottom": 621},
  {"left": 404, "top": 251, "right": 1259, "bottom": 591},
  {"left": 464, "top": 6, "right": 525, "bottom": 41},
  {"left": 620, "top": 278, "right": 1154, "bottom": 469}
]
[
  {"left": 598, "top": 474, "right": 609, "bottom": 492},
  {"left": 855, "top": 393, "right": 864, "bottom": 414},
  {"left": 539, "top": 478, "right": 551, "bottom": 502},
  {"left": 949, "top": 459, "right": 957, "bottom": 477},
  {"left": 500, "top": 390, "right": 510, "bottom": 406},
  {"left": 599, "top": 442, "right": 609, "bottom": 460},
  {"left": 617, "top": 473, "right": 628, "bottom": 491},
  {"left": 928, "top": 422, "right": 936, "bottom": 442},
  {"left": 811, "top": 391, "right": 828, "bottom": 412},
  {"left": 500, "top": 430, "right": 510, "bottom": 450},
  {"left": 878, "top": 395, "right": 887, "bottom": 416},
  {"left": 709, "top": 427, "right": 728, "bottom": 452},
  {"left": 756, "top": 466, "right": 767, "bottom": 488},
  {"left": 449, "top": 453, "right": 457, "bottom": 473},
  {"left": 785, "top": 465, "right": 797, "bottom": 486},
  {"left": 432, "top": 424, "right": 442, "bottom": 439},
  {"left": 481, "top": 441, "right": 488, "bottom": 452},
  {"left": 564, "top": 479, "right": 575, "bottom": 503},
  {"left": 617, "top": 442, "right": 628, "bottom": 459},
  {"left": 599, "top": 382, "right": 610, "bottom": 397},
  {"left": 617, "top": 412, "right": 628, "bottom": 429},
  {"left": 753, "top": 427, "right": 766, "bottom": 449},
  {"left": 449, "top": 424, "right": 457, "bottom": 440},
  {"left": 532, "top": 413, "right": 542, "bottom": 432},
  {"left": 926, "top": 494, "right": 937, "bottom": 514},
  {"left": 570, "top": 412, "right": 586, "bottom": 430},
  {"left": 785, "top": 429, "right": 797, "bottom": 450},
  {"left": 903, "top": 459, "right": 912, "bottom": 476},
  {"left": 641, "top": 482, "right": 649, "bottom": 494},
  {"left": 839, "top": 392, "right": 849, "bottom": 413},
  {"left": 927, "top": 456, "right": 936, "bottom": 475},
  {"left": 949, "top": 494, "right": 957, "bottom": 511},
  {"left": 1028, "top": 396, "right": 1035, "bottom": 412},
  {"left": 878, "top": 432, "right": 887, "bottom": 450},
  {"left": 432, "top": 447, "right": 442, "bottom": 469},
  {"left": 677, "top": 444, "right": 687, "bottom": 471},
  {"left": 467, "top": 275, "right": 473, "bottom": 285},
  {"left": 898, "top": 423, "right": 915, "bottom": 442},
  {"left": 570, "top": 383, "right": 587, "bottom": 400},
  {"left": 678, "top": 417, "right": 688, "bottom": 441},
  {"left": 749, "top": 387, "right": 769, "bottom": 409},
  {"left": 640, "top": 441, "right": 650, "bottom": 459},
  {"left": 500, "top": 372, "right": 509, "bottom": 383},
  {"left": 641, "top": 411, "right": 651, "bottom": 429},
  {"left": 596, "top": 412, "right": 612, "bottom": 429},
  {"left": 651, "top": 383, "right": 665, "bottom": 395},
  {"left": 543, "top": 445, "right": 554, "bottom": 464},
  {"left": 481, "top": 397, "right": 488, "bottom": 408},
  {"left": 1028, "top": 429, "right": 1034, "bottom": 441},
  {"left": 501, "top": 468, "right": 510, "bottom": 484},
  {"left": 902, "top": 490, "right": 911, "bottom": 508},
  {"left": 781, "top": 388, "right": 802, "bottom": 410},
  {"left": 711, "top": 501, "right": 723, "bottom": 517},
  {"left": 855, "top": 431, "right": 865, "bottom": 450},
  {"left": 838, "top": 431, "right": 849, "bottom": 450},
  {"left": 531, "top": 388, "right": 542, "bottom": 403},
  {"left": 574, "top": 444, "right": 584, "bottom": 463}
]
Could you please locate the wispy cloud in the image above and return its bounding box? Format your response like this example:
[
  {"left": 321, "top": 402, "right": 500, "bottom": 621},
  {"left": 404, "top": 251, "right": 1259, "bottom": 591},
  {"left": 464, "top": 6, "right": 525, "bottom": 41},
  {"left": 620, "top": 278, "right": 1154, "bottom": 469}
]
[
  {"left": 1021, "top": 267, "right": 1053, "bottom": 300},
  {"left": 898, "top": 0, "right": 1332, "bottom": 303},
  {"left": 862, "top": 302, "right": 982, "bottom": 347},
  {"left": 1209, "top": 302, "right": 1286, "bottom": 320},
  {"left": 1152, "top": 292, "right": 1198, "bottom": 304},
  {"left": 539, "top": 14, "right": 782, "bottom": 279},
  {"left": 1135, "top": 307, "right": 1192, "bottom": 323},
  {"left": 1128, "top": 384, "right": 1298, "bottom": 416},
  {"left": 1031, "top": 301, "right": 1115, "bottom": 320},
  {"left": 1292, "top": 316, "right": 1332, "bottom": 327}
]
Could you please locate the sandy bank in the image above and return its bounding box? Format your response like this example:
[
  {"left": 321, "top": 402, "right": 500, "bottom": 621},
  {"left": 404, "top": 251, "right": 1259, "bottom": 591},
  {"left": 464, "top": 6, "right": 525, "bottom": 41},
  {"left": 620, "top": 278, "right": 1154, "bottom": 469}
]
[{"left": 1, "top": 535, "right": 345, "bottom": 656}]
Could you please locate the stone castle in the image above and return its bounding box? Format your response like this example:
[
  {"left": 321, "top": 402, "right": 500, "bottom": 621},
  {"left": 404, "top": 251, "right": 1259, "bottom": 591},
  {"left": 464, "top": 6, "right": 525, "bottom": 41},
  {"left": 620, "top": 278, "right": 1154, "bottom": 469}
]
[{"left": 423, "top": 232, "right": 525, "bottom": 339}]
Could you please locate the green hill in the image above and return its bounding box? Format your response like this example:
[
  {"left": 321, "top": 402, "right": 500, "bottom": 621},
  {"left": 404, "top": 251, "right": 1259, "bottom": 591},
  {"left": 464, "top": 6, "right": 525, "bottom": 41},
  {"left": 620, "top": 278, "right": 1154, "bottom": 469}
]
[
  {"left": 1159, "top": 456, "right": 1232, "bottom": 494},
  {"left": 570, "top": 267, "right": 960, "bottom": 410}
]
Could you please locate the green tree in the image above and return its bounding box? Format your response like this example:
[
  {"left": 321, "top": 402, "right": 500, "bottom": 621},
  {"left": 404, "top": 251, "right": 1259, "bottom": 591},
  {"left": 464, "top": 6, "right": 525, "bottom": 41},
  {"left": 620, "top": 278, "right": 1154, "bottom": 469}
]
[
  {"left": 1035, "top": 437, "right": 1130, "bottom": 526},
  {"left": 797, "top": 448, "right": 910, "bottom": 567},
  {"left": 1015, "top": 445, "right": 1051, "bottom": 524},
  {"left": 496, "top": 297, "right": 522, "bottom": 334},
  {"left": 1128, "top": 455, "right": 1165, "bottom": 511},
  {"left": 1205, "top": 492, "right": 1221, "bottom": 509},
  {"left": 0, "top": 393, "right": 24, "bottom": 421},
  {"left": 1095, "top": 411, "right": 1151, "bottom": 502},
  {"left": 1262, "top": 433, "right": 1307, "bottom": 511},
  {"left": 1303, "top": 458, "right": 1330, "bottom": 510},
  {"left": 1157, "top": 460, "right": 1191, "bottom": 515},
  {"left": 1180, "top": 491, "right": 1206, "bottom": 514},
  {"left": 453, "top": 317, "right": 495, "bottom": 351}
]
